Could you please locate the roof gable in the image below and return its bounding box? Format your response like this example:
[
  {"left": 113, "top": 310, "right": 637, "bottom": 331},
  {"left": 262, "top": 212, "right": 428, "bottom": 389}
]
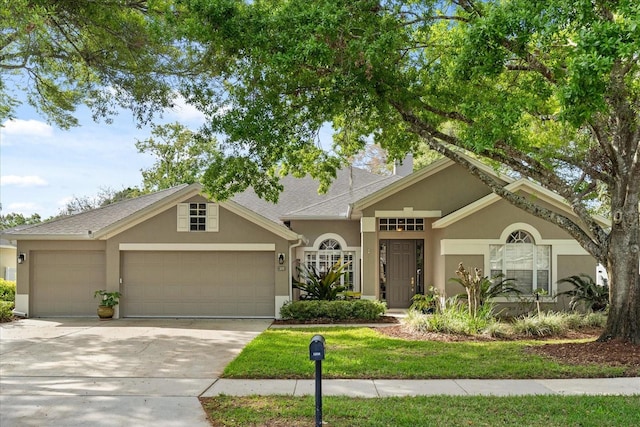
[
  {"left": 6, "top": 184, "right": 300, "bottom": 241},
  {"left": 432, "top": 179, "right": 611, "bottom": 229},
  {"left": 351, "top": 155, "right": 512, "bottom": 213}
]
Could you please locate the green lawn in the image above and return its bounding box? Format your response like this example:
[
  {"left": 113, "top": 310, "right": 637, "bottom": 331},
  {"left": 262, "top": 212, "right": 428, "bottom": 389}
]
[
  {"left": 201, "top": 395, "right": 640, "bottom": 427},
  {"left": 222, "top": 327, "right": 626, "bottom": 379}
]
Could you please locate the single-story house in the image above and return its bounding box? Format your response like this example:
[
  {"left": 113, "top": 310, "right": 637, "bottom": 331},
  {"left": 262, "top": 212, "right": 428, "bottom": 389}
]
[{"left": 5, "top": 156, "right": 604, "bottom": 318}]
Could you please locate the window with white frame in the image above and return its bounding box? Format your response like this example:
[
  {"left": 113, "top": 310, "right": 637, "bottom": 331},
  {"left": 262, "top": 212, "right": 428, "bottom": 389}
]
[
  {"left": 490, "top": 230, "right": 550, "bottom": 295},
  {"left": 379, "top": 218, "right": 424, "bottom": 231},
  {"left": 304, "top": 238, "right": 355, "bottom": 290}
]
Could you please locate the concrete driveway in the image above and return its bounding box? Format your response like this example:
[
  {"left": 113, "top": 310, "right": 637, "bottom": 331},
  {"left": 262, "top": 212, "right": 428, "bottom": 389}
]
[{"left": 0, "top": 318, "right": 271, "bottom": 427}]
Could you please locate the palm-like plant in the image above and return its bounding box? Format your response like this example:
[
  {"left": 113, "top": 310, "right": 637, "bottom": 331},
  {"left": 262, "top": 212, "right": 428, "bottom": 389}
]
[
  {"left": 557, "top": 274, "right": 609, "bottom": 312},
  {"left": 294, "top": 261, "right": 350, "bottom": 301},
  {"left": 479, "top": 274, "right": 522, "bottom": 306}
]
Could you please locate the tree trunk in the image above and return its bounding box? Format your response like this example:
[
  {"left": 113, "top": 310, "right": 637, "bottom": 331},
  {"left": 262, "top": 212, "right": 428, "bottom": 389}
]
[{"left": 599, "top": 199, "right": 640, "bottom": 344}]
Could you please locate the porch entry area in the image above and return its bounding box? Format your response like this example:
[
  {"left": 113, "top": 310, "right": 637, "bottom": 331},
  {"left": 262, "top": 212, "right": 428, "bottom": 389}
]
[{"left": 379, "top": 239, "right": 424, "bottom": 308}]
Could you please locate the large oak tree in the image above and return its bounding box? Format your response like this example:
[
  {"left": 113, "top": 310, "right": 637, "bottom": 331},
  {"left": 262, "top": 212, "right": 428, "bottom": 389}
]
[
  {"left": 182, "top": 0, "right": 639, "bottom": 343},
  {"left": 1, "top": 0, "right": 200, "bottom": 128}
]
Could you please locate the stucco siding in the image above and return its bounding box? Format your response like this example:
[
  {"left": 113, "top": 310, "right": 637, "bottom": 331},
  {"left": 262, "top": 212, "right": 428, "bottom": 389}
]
[
  {"left": 362, "top": 164, "right": 492, "bottom": 217},
  {"left": 289, "top": 220, "right": 360, "bottom": 248},
  {"left": 440, "top": 197, "right": 576, "bottom": 240}
]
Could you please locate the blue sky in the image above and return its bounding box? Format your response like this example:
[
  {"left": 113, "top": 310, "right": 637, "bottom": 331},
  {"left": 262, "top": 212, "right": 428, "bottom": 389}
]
[{"left": 1, "top": 97, "right": 207, "bottom": 219}]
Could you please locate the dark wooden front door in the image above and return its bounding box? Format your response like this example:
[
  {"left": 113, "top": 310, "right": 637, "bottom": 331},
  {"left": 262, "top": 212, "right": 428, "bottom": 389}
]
[{"left": 387, "top": 240, "right": 417, "bottom": 308}]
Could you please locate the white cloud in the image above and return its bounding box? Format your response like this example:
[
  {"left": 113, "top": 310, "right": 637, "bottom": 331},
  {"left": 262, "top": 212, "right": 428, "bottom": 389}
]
[
  {"left": 1, "top": 175, "right": 48, "bottom": 187},
  {"left": 6, "top": 202, "right": 41, "bottom": 215},
  {"left": 1, "top": 119, "right": 53, "bottom": 137},
  {"left": 166, "top": 95, "right": 207, "bottom": 123}
]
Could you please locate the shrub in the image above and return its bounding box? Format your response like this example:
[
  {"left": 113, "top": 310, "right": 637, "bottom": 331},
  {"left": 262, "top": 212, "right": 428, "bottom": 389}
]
[
  {"left": 0, "top": 301, "right": 14, "bottom": 322},
  {"left": 404, "top": 298, "right": 496, "bottom": 335},
  {"left": 557, "top": 274, "right": 609, "bottom": 312},
  {"left": 511, "top": 312, "right": 569, "bottom": 337},
  {"left": 0, "top": 279, "right": 16, "bottom": 302},
  {"left": 582, "top": 311, "right": 607, "bottom": 328},
  {"left": 482, "top": 321, "right": 513, "bottom": 338},
  {"left": 293, "top": 261, "right": 350, "bottom": 301},
  {"left": 280, "top": 300, "right": 386, "bottom": 321}
]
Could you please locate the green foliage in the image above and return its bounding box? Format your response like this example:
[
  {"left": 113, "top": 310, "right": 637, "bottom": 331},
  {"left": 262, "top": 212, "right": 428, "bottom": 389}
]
[
  {"left": 409, "top": 292, "right": 437, "bottom": 314},
  {"left": 0, "top": 213, "right": 42, "bottom": 229},
  {"left": 510, "top": 311, "right": 606, "bottom": 337},
  {"left": 0, "top": 279, "right": 16, "bottom": 302},
  {"left": 293, "top": 261, "right": 350, "bottom": 301},
  {"left": 479, "top": 274, "right": 522, "bottom": 305},
  {"left": 1, "top": 0, "right": 196, "bottom": 129},
  {"left": 55, "top": 186, "right": 145, "bottom": 217},
  {"left": 136, "top": 122, "right": 220, "bottom": 191},
  {"left": 0, "top": 280, "right": 15, "bottom": 322},
  {"left": 176, "top": 0, "right": 640, "bottom": 342},
  {"left": 450, "top": 263, "right": 521, "bottom": 318},
  {"left": 405, "top": 298, "right": 496, "bottom": 335},
  {"left": 557, "top": 274, "right": 609, "bottom": 312},
  {"left": 0, "top": 301, "right": 14, "bottom": 322},
  {"left": 94, "top": 290, "right": 121, "bottom": 308},
  {"left": 279, "top": 300, "right": 386, "bottom": 321}
]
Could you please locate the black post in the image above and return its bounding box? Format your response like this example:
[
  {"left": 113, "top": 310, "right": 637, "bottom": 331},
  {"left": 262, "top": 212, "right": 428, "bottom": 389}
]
[
  {"left": 309, "top": 334, "right": 325, "bottom": 427},
  {"left": 315, "top": 359, "right": 322, "bottom": 427}
]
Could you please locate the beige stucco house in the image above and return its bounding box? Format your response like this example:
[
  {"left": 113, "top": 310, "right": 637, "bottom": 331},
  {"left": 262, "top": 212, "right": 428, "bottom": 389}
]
[{"left": 5, "top": 157, "right": 602, "bottom": 318}]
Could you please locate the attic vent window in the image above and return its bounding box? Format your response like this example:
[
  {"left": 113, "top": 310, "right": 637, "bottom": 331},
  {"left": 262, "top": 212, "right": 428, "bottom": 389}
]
[
  {"left": 189, "top": 203, "right": 207, "bottom": 231},
  {"left": 177, "top": 202, "right": 219, "bottom": 232},
  {"left": 379, "top": 218, "right": 424, "bottom": 231}
]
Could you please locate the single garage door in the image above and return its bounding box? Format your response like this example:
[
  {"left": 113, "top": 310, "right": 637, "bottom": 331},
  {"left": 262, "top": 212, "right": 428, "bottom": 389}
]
[
  {"left": 31, "top": 251, "right": 106, "bottom": 316},
  {"left": 121, "top": 251, "right": 275, "bottom": 317}
]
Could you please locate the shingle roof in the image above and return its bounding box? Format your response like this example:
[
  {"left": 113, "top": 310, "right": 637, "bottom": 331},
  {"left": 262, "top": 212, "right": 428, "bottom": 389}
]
[
  {"left": 5, "top": 167, "right": 397, "bottom": 238},
  {"left": 4, "top": 185, "right": 189, "bottom": 237},
  {"left": 231, "top": 167, "right": 400, "bottom": 223}
]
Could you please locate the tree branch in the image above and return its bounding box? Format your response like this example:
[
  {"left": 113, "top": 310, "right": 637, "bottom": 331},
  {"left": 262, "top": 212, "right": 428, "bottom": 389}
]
[{"left": 391, "top": 101, "right": 607, "bottom": 260}]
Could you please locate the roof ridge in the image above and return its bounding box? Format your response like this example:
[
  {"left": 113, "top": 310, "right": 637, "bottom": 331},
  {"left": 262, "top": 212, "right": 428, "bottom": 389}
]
[
  {"left": 284, "top": 174, "right": 399, "bottom": 216},
  {"left": 6, "top": 184, "right": 190, "bottom": 233}
]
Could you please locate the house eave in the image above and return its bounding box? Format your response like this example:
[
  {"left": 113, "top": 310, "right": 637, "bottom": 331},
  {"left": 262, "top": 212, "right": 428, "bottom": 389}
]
[
  {"left": 5, "top": 234, "right": 94, "bottom": 241},
  {"left": 280, "top": 215, "right": 349, "bottom": 221}
]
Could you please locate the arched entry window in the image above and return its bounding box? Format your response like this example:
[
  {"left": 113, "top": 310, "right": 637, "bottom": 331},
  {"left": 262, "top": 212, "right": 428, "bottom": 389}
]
[
  {"left": 304, "top": 237, "right": 355, "bottom": 290},
  {"left": 490, "top": 230, "right": 550, "bottom": 295}
]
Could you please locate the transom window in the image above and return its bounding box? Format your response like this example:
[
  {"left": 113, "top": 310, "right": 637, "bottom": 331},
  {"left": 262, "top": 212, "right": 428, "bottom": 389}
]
[
  {"left": 305, "top": 238, "right": 355, "bottom": 290},
  {"left": 379, "top": 218, "right": 424, "bottom": 231},
  {"left": 189, "top": 203, "right": 207, "bottom": 231},
  {"left": 490, "top": 230, "right": 550, "bottom": 295}
]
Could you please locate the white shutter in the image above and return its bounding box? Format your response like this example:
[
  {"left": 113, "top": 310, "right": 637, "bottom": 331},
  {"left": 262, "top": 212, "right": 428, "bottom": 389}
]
[
  {"left": 177, "top": 203, "right": 189, "bottom": 232},
  {"left": 206, "top": 203, "right": 219, "bottom": 232}
]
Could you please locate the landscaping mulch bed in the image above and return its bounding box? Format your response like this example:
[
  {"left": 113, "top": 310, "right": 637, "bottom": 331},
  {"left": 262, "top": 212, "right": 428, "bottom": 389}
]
[{"left": 376, "top": 324, "right": 640, "bottom": 375}]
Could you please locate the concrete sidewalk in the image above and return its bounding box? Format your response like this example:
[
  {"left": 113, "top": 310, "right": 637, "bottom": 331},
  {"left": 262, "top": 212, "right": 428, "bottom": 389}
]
[{"left": 203, "top": 377, "right": 640, "bottom": 397}]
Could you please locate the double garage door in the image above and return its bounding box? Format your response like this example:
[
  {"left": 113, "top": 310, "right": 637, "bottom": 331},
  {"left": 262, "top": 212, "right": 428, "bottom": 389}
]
[
  {"left": 30, "top": 250, "right": 275, "bottom": 318},
  {"left": 121, "top": 251, "right": 275, "bottom": 317}
]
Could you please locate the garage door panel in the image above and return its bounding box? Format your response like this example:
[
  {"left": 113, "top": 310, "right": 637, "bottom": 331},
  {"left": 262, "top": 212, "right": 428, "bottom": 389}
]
[
  {"left": 31, "top": 251, "right": 106, "bottom": 317},
  {"left": 122, "top": 251, "right": 275, "bottom": 317}
]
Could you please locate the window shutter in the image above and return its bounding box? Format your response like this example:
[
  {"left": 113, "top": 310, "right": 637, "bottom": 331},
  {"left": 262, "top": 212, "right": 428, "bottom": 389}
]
[
  {"left": 177, "top": 203, "right": 189, "bottom": 232},
  {"left": 206, "top": 203, "right": 219, "bottom": 232}
]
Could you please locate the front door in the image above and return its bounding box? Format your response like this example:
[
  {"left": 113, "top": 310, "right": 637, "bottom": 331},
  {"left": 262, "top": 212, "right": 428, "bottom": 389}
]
[{"left": 386, "top": 240, "right": 417, "bottom": 308}]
